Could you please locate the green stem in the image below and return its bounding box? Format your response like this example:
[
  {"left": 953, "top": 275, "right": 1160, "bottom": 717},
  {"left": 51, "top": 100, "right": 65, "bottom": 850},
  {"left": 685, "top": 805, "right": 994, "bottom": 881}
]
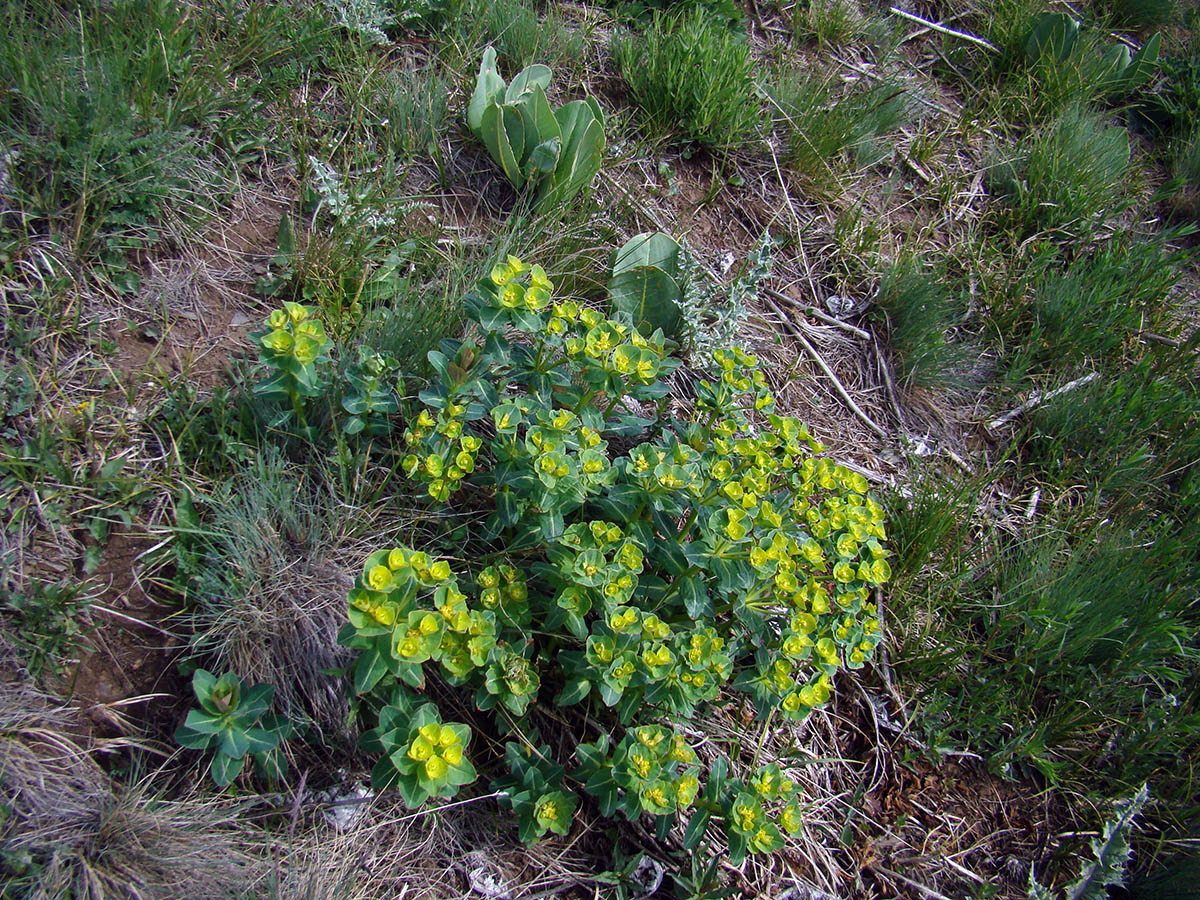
[
  {"left": 288, "top": 386, "right": 308, "bottom": 429},
  {"left": 749, "top": 707, "right": 776, "bottom": 772}
]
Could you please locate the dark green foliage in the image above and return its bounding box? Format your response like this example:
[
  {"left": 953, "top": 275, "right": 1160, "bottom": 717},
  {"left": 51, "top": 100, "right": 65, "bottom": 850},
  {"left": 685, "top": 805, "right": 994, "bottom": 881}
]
[
  {"left": 610, "top": 0, "right": 746, "bottom": 33},
  {"left": 1000, "top": 235, "right": 1189, "bottom": 374},
  {"left": 0, "top": 580, "right": 92, "bottom": 678},
  {"left": 455, "top": 0, "right": 586, "bottom": 75},
  {"left": 769, "top": 68, "right": 911, "bottom": 191},
  {"left": 1026, "top": 354, "right": 1200, "bottom": 520},
  {"left": 612, "top": 7, "right": 761, "bottom": 151},
  {"left": 0, "top": 0, "right": 329, "bottom": 261},
  {"left": 1100, "top": 0, "right": 1177, "bottom": 30},
  {"left": 175, "top": 669, "right": 292, "bottom": 787},
  {"left": 894, "top": 518, "right": 1200, "bottom": 805},
  {"left": 873, "top": 259, "right": 975, "bottom": 392},
  {"left": 987, "top": 104, "right": 1130, "bottom": 238}
]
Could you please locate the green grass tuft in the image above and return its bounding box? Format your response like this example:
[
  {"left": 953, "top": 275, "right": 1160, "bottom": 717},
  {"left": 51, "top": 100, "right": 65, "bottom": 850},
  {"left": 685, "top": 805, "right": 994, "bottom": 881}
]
[
  {"left": 769, "top": 67, "right": 912, "bottom": 194},
  {"left": 873, "top": 258, "right": 977, "bottom": 392},
  {"left": 612, "top": 6, "right": 761, "bottom": 152},
  {"left": 987, "top": 103, "right": 1131, "bottom": 239}
]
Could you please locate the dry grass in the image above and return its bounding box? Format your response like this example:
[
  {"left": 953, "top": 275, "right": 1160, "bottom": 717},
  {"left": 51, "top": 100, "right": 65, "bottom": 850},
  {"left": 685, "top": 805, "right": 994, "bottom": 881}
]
[{"left": 0, "top": 631, "right": 265, "bottom": 900}]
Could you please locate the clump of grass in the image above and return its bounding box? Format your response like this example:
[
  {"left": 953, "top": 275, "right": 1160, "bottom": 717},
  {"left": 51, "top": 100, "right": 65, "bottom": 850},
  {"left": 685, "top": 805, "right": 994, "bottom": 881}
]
[
  {"left": 454, "top": 0, "right": 587, "bottom": 76},
  {"left": 611, "top": 0, "right": 747, "bottom": 32},
  {"left": 1025, "top": 355, "right": 1200, "bottom": 517},
  {"left": 884, "top": 463, "right": 984, "bottom": 593},
  {"left": 612, "top": 6, "right": 761, "bottom": 151},
  {"left": 1000, "top": 234, "right": 1188, "bottom": 374},
  {"left": 380, "top": 64, "right": 452, "bottom": 164},
  {"left": 894, "top": 516, "right": 1200, "bottom": 804},
  {"left": 0, "top": 0, "right": 332, "bottom": 264},
  {"left": 791, "top": 0, "right": 869, "bottom": 50},
  {"left": 0, "top": 639, "right": 261, "bottom": 899},
  {"left": 1103, "top": 0, "right": 1178, "bottom": 30},
  {"left": 1169, "top": 126, "right": 1200, "bottom": 214},
  {"left": 873, "top": 258, "right": 977, "bottom": 393},
  {"left": 769, "top": 68, "right": 912, "bottom": 193},
  {"left": 176, "top": 448, "right": 354, "bottom": 739},
  {"left": 987, "top": 103, "right": 1131, "bottom": 239}
]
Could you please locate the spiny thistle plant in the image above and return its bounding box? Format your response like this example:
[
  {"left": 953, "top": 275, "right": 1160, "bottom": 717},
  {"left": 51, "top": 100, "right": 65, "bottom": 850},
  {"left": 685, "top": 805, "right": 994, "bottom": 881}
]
[{"left": 338, "top": 253, "right": 890, "bottom": 860}]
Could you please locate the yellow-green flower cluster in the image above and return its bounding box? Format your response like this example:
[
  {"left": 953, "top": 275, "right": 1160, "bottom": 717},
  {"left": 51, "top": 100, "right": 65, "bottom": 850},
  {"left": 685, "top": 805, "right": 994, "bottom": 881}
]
[
  {"left": 402, "top": 402, "right": 483, "bottom": 502},
  {"left": 407, "top": 721, "right": 466, "bottom": 782},
  {"left": 726, "top": 764, "right": 804, "bottom": 856},
  {"left": 486, "top": 254, "right": 668, "bottom": 387},
  {"left": 477, "top": 564, "right": 530, "bottom": 628},
  {"left": 346, "top": 545, "right": 497, "bottom": 683},
  {"left": 491, "top": 255, "right": 554, "bottom": 312},
  {"left": 557, "top": 521, "right": 643, "bottom": 610},
  {"left": 612, "top": 726, "right": 702, "bottom": 816},
  {"left": 259, "top": 301, "right": 328, "bottom": 365}
]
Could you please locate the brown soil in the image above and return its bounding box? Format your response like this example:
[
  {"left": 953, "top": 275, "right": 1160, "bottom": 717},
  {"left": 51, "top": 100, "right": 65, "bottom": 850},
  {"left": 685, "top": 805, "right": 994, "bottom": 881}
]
[{"left": 56, "top": 529, "right": 185, "bottom": 740}]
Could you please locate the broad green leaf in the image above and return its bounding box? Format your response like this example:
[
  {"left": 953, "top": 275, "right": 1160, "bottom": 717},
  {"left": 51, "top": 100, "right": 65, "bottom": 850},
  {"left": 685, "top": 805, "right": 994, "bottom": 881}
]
[
  {"left": 1024, "top": 12, "right": 1079, "bottom": 63},
  {"left": 175, "top": 722, "right": 215, "bottom": 749},
  {"left": 468, "top": 47, "right": 506, "bottom": 133},
  {"left": 354, "top": 648, "right": 389, "bottom": 694},
  {"left": 481, "top": 103, "right": 526, "bottom": 189},
  {"left": 276, "top": 211, "right": 296, "bottom": 257},
  {"left": 243, "top": 726, "right": 280, "bottom": 754},
  {"left": 505, "top": 63, "right": 551, "bottom": 103},
  {"left": 517, "top": 83, "right": 560, "bottom": 155},
  {"left": 684, "top": 807, "right": 711, "bottom": 851},
  {"left": 219, "top": 727, "right": 251, "bottom": 760},
  {"left": 210, "top": 752, "right": 245, "bottom": 787},
  {"left": 526, "top": 137, "right": 561, "bottom": 177},
  {"left": 502, "top": 105, "right": 527, "bottom": 169},
  {"left": 609, "top": 266, "right": 683, "bottom": 338},
  {"left": 612, "top": 232, "right": 681, "bottom": 278},
  {"left": 554, "top": 676, "right": 591, "bottom": 706}
]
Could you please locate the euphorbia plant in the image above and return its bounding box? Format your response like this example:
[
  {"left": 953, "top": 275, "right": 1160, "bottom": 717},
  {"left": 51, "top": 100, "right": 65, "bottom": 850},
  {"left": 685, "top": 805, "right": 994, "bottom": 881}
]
[
  {"left": 175, "top": 669, "right": 291, "bottom": 787},
  {"left": 249, "top": 301, "right": 330, "bottom": 431},
  {"left": 340, "top": 253, "right": 890, "bottom": 861}
]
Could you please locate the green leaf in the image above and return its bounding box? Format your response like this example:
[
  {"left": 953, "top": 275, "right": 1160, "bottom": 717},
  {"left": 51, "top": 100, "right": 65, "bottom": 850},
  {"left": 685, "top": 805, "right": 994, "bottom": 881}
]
[
  {"left": 183, "top": 708, "right": 224, "bottom": 734},
  {"left": 174, "top": 723, "right": 215, "bottom": 750},
  {"left": 612, "top": 232, "right": 681, "bottom": 277},
  {"left": 192, "top": 669, "right": 218, "bottom": 704},
  {"left": 502, "top": 104, "right": 528, "bottom": 170},
  {"left": 239, "top": 683, "right": 273, "bottom": 719},
  {"left": 526, "top": 137, "right": 561, "bottom": 177},
  {"left": 468, "top": 47, "right": 506, "bottom": 133},
  {"left": 243, "top": 726, "right": 281, "bottom": 754},
  {"left": 396, "top": 773, "right": 429, "bottom": 809},
  {"left": 1024, "top": 12, "right": 1079, "bottom": 63},
  {"left": 219, "top": 727, "right": 251, "bottom": 760},
  {"left": 555, "top": 677, "right": 591, "bottom": 707},
  {"left": 1122, "top": 32, "right": 1160, "bottom": 90},
  {"left": 684, "top": 808, "right": 711, "bottom": 851},
  {"left": 276, "top": 211, "right": 296, "bottom": 257},
  {"left": 210, "top": 752, "right": 245, "bottom": 787},
  {"left": 609, "top": 265, "right": 683, "bottom": 337},
  {"left": 354, "top": 648, "right": 389, "bottom": 695},
  {"left": 481, "top": 103, "right": 526, "bottom": 190},
  {"left": 543, "top": 102, "right": 604, "bottom": 208},
  {"left": 678, "top": 575, "right": 713, "bottom": 619},
  {"left": 506, "top": 64, "right": 552, "bottom": 103}
]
